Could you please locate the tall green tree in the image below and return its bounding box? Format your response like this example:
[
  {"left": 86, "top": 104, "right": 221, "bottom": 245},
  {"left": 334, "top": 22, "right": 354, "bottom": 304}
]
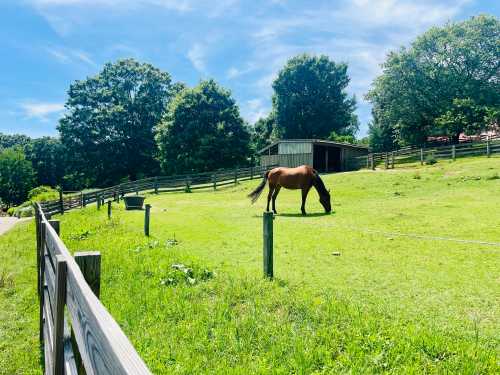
[
  {"left": 24, "top": 137, "right": 66, "bottom": 187},
  {"left": 367, "top": 15, "right": 500, "bottom": 147},
  {"left": 0, "top": 133, "right": 31, "bottom": 150},
  {"left": 58, "top": 59, "right": 175, "bottom": 187},
  {"left": 0, "top": 148, "right": 35, "bottom": 207},
  {"left": 272, "top": 54, "right": 358, "bottom": 139},
  {"left": 156, "top": 79, "right": 251, "bottom": 174}
]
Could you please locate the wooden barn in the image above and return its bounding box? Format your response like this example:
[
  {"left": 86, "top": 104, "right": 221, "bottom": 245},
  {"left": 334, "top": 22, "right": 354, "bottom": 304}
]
[{"left": 258, "top": 139, "right": 369, "bottom": 172}]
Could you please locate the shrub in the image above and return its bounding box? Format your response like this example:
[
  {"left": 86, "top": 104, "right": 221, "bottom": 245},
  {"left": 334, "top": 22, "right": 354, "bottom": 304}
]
[
  {"left": 425, "top": 154, "right": 437, "bottom": 165},
  {"left": 28, "top": 185, "right": 59, "bottom": 202}
]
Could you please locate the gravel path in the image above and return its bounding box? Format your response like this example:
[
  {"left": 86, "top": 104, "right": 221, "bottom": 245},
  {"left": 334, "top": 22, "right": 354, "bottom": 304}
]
[{"left": 0, "top": 217, "right": 25, "bottom": 235}]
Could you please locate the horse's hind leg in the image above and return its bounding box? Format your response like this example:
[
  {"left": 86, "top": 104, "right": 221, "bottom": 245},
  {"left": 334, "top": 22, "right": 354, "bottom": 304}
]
[
  {"left": 301, "top": 185, "right": 311, "bottom": 215},
  {"left": 271, "top": 186, "right": 281, "bottom": 214},
  {"left": 266, "top": 185, "right": 275, "bottom": 212}
]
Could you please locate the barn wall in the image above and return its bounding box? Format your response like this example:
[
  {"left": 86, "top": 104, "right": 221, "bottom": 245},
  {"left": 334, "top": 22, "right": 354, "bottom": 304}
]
[
  {"left": 260, "top": 153, "right": 313, "bottom": 168},
  {"left": 278, "top": 142, "right": 312, "bottom": 154}
]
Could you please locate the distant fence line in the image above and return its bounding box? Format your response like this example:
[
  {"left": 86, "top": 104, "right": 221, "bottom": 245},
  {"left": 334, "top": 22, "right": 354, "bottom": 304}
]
[
  {"left": 347, "top": 137, "right": 500, "bottom": 171},
  {"left": 34, "top": 203, "right": 151, "bottom": 374},
  {"left": 40, "top": 165, "right": 275, "bottom": 216}
]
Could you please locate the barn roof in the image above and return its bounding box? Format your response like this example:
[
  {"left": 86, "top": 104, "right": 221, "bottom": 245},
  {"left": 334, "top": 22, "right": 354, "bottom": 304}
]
[{"left": 257, "top": 139, "right": 369, "bottom": 155}]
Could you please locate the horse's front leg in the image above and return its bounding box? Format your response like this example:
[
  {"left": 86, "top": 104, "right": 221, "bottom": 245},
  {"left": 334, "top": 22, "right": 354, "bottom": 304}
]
[
  {"left": 266, "top": 185, "right": 275, "bottom": 212},
  {"left": 271, "top": 186, "right": 281, "bottom": 214},
  {"left": 301, "top": 185, "right": 311, "bottom": 215}
]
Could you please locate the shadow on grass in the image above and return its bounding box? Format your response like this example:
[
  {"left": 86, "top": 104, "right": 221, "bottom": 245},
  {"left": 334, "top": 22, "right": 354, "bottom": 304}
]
[{"left": 252, "top": 212, "right": 334, "bottom": 218}]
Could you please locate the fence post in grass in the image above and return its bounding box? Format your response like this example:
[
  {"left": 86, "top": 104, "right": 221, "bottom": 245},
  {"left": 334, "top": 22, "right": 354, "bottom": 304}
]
[
  {"left": 59, "top": 188, "right": 64, "bottom": 215},
  {"left": 144, "top": 204, "right": 151, "bottom": 236},
  {"left": 49, "top": 219, "right": 60, "bottom": 236},
  {"left": 420, "top": 148, "right": 424, "bottom": 165},
  {"left": 234, "top": 168, "right": 238, "bottom": 184},
  {"left": 384, "top": 153, "right": 389, "bottom": 169},
  {"left": 370, "top": 154, "right": 375, "bottom": 170},
  {"left": 97, "top": 194, "right": 101, "bottom": 210},
  {"left": 391, "top": 151, "right": 395, "bottom": 169},
  {"left": 486, "top": 136, "right": 490, "bottom": 157},
  {"left": 39, "top": 221, "right": 46, "bottom": 345},
  {"left": 75, "top": 251, "right": 101, "bottom": 298},
  {"left": 53, "top": 254, "right": 67, "bottom": 375},
  {"left": 185, "top": 177, "right": 191, "bottom": 193},
  {"left": 80, "top": 191, "right": 84, "bottom": 208},
  {"left": 250, "top": 166, "right": 254, "bottom": 180},
  {"left": 263, "top": 211, "right": 274, "bottom": 279},
  {"left": 452, "top": 145, "right": 456, "bottom": 161},
  {"left": 154, "top": 176, "right": 159, "bottom": 194},
  {"left": 212, "top": 174, "right": 217, "bottom": 191},
  {"left": 107, "top": 200, "right": 112, "bottom": 219}
]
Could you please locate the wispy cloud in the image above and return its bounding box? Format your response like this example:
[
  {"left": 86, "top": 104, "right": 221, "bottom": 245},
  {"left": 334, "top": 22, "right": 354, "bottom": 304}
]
[
  {"left": 20, "top": 102, "right": 65, "bottom": 121},
  {"left": 46, "top": 46, "right": 97, "bottom": 67},
  {"left": 241, "top": 98, "right": 270, "bottom": 124},
  {"left": 187, "top": 43, "right": 207, "bottom": 73}
]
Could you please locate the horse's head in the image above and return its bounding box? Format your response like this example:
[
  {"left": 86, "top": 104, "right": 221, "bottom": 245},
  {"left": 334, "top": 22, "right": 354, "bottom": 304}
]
[{"left": 319, "top": 189, "right": 331, "bottom": 213}]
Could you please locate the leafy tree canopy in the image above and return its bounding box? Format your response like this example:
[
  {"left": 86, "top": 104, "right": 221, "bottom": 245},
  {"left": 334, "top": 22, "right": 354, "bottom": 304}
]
[
  {"left": 24, "top": 137, "right": 65, "bottom": 188},
  {"left": 272, "top": 54, "right": 359, "bottom": 139},
  {"left": 366, "top": 15, "right": 500, "bottom": 148},
  {"left": 156, "top": 79, "right": 251, "bottom": 174},
  {"left": 58, "top": 59, "right": 176, "bottom": 187},
  {"left": 0, "top": 148, "right": 35, "bottom": 207},
  {"left": 0, "top": 133, "right": 31, "bottom": 151}
]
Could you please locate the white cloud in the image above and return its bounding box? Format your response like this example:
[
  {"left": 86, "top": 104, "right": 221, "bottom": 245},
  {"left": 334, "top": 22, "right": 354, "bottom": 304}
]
[
  {"left": 187, "top": 43, "right": 207, "bottom": 73},
  {"left": 242, "top": 98, "right": 270, "bottom": 124},
  {"left": 46, "top": 46, "right": 97, "bottom": 67},
  {"left": 20, "top": 102, "right": 65, "bottom": 121}
]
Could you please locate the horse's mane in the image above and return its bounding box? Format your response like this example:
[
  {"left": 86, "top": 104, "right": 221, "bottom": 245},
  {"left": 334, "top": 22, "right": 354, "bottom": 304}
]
[{"left": 313, "top": 172, "right": 329, "bottom": 196}]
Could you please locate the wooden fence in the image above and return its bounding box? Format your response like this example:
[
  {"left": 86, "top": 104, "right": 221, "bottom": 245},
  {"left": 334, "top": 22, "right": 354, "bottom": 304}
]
[
  {"left": 40, "top": 165, "right": 274, "bottom": 216},
  {"left": 366, "top": 137, "right": 500, "bottom": 170},
  {"left": 34, "top": 203, "right": 152, "bottom": 374}
]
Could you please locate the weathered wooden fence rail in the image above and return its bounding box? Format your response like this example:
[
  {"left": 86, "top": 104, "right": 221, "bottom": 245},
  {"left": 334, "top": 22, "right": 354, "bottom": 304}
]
[
  {"left": 366, "top": 137, "right": 500, "bottom": 170},
  {"left": 35, "top": 203, "right": 152, "bottom": 374},
  {"left": 40, "top": 165, "right": 275, "bottom": 216}
]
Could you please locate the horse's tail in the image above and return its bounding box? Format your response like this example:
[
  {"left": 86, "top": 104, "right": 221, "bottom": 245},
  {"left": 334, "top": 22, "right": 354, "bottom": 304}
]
[{"left": 248, "top": 170, "right": 270, "bottom": 204}]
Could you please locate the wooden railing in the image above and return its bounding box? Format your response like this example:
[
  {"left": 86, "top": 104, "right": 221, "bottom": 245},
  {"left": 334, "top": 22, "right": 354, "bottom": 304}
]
[
  {"left": 34, "top": 203, "right": 151, "bottom": 374},
  {"left": 40, "top": 165, "right": 274, "bottom": 216},
  {"left": 365, "top": 137, "right": 500, "bottom": 170}
]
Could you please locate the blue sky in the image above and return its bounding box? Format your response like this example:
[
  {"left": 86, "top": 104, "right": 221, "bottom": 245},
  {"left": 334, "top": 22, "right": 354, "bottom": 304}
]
[{"left": 1, "top": 0, "right": 498, "bottom": 138}]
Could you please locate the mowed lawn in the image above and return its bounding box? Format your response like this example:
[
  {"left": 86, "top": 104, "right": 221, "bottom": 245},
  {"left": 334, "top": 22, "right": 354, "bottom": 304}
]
[{"left": 1, "top": 156, "right": 499, "bottom": 374}]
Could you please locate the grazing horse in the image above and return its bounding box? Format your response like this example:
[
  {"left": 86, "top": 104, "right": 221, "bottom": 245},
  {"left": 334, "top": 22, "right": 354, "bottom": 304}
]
[{"left": 248, "top": 165, "right": 331, "bottom": 215}]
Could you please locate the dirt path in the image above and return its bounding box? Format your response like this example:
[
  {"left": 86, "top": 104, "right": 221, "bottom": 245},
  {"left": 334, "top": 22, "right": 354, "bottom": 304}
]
[{"left": 0, "top": 217, "right": 26, "bottom": 235}]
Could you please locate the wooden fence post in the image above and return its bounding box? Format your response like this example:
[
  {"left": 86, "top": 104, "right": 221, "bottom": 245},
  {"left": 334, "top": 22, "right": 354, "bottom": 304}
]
[
  {"left": 263, "top": 211, "right": 274, "bottom": 279},
  {"left": 39, "top": 221, "right": 47, "bottom": 345},
  {"left": 80, "top": 192, "right": 84, "bottom": 208},
  {"left": 420, "top": 148, "right": 424, "bottom": 165},
  {"left": 49, "top": 219, "right": 60, "bottom": 236},
  {"left": 97, "top": 194, "right": 101, "bottom": 210},
  {"left": 250, "top": 166, "right": 253, "bottom": 180},
  {"left": 144, "top": 204, "right": 151, "bottom": 236},
  {"left": 75, "top": 252, "right": 101, "bottom": 298},
  {"left": 107, "top": 201, "right": 112, "bottom": 219},
  {"left": 212, "top": 174, "right": 217, "bottom": 191},
  {"left": 452, "top": 145, "right": 456, "bottom": 161},
  {"left": 391, "top": 152, "right": 395, "bottom": 169},
  {"left": 59, "top": 188, "right": 64, "bottom": 215},
  {"left": 234, "top": 168, "right": 238, "bottom": 184},
  {"left": 486, "top": 136, "right": 490, "bottom": 157},
  {"left": 385, "top": 153, "right": 389, "bottom": 169},
  {"left": 371, "top": 154, "right": 375, "bottom": 170},
  {"left": 53, "top": 254, "right": 68, "bottom": 375},
  {"left": 154, "top": 177, "right": 159, "bottom": 194}
]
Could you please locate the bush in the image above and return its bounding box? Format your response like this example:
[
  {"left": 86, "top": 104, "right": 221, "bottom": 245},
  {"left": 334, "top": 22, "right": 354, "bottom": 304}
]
[
  {"left": 28, "top": 185, "right": 59, "bottom": 202},
  {"left": 425, "top": 154, "right": 437, "bottom": 165}
]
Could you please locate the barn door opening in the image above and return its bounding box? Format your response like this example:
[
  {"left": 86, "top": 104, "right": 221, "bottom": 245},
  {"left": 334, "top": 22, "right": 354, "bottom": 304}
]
[{"left": 313, "top": 145, "right": 342, "bottom": 172}]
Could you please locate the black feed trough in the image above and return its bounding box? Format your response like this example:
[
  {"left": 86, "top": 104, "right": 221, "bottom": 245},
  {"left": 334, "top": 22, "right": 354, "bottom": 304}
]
[{"left": 123, "top": 196, "right": 145, "bottom": 210}]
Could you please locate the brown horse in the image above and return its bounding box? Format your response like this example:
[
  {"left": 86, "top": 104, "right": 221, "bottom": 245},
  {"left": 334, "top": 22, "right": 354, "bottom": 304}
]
[{"left": 248, "top": 165, "right": 331, "bottom": 215}]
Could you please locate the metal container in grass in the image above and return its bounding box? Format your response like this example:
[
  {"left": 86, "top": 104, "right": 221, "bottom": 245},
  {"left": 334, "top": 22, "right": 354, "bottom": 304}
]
[{"left": 123, "top": 196, "right": 145, "bottom": 210}]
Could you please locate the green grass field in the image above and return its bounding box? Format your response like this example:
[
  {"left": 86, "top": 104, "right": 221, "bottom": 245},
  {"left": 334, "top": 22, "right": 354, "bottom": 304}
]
[{"left": 1, "top": 156, "right": 499, "bottom": 374}]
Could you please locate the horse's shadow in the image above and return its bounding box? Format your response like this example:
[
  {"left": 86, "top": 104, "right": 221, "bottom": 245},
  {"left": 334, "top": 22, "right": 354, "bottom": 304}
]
[{"left": 278, "top": 212, "right": 333, "bottom": 218}]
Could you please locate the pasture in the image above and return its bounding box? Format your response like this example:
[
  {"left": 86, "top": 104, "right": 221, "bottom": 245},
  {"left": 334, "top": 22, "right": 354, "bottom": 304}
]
[{"left": 1, "top": 156, "right": 499, "bottom": 374}]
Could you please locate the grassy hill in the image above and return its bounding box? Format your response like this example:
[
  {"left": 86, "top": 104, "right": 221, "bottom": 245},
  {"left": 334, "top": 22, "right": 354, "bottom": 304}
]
[{"left": 1, "top": 156, "right": 499, "bottom": 374}]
